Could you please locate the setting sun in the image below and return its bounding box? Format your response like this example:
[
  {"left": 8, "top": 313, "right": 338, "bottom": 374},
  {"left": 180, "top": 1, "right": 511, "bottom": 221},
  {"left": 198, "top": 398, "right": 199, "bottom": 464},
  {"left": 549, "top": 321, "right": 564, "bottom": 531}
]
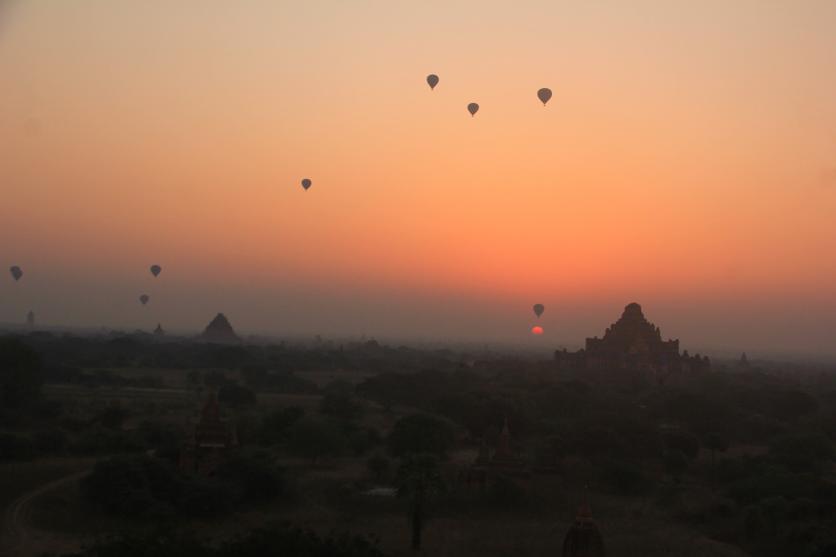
[{"left": 531, "top": 326, "right": 544, "bottom": 336}]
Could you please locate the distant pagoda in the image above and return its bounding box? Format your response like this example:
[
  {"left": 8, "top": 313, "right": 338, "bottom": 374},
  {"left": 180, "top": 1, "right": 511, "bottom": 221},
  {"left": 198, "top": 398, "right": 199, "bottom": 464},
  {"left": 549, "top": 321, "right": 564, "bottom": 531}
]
[
  {"left": 179, "top": 392, "right": 238, "bottom": 476},
  {"left": 489, "top": 417, "right": 526, "bottom": 471},
  {"left": 201, "top": 313, "right": 240, "bottom": 343},
  {"left": 154, "top": 323, "right": 165, "bottom": 336},
  {"left": 554, "top": 303, "right": 709, "bottom": 381},
  {"left": 562, "top": 502, "right": 606, "bottom": 557},
  {"left": 463, "top": 416, "right": 529, "bottom": 489}
]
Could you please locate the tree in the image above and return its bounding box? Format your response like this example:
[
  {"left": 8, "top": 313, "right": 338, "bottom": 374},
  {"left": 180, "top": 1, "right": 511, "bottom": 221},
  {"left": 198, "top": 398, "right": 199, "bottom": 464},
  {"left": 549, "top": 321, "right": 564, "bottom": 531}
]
[
  {"left": 0, "top": 338, "right": 43, "bottom": 409},
  {"left": 704, "top": 432, "right": 729, "bottom": 469},
  {"left": 59, "top": 524, "right": 385, "bottom": 557},
  {"left": 217, "top": 454, "right": 286, "bottom": 504},
  {"left": 366, "top": 453, "right": 391, "bottom": 483},
  {"left": 258, "top": 407, "right": 304, "bottom": 446},
  {"left": 288, "top": 418, "right": 345, "bottom": 464},
  {"left": 769, "top": 432, "right": 835, "bottom": 473},
  {"left": 388, "top": 414, "right": 455, "bottom": 458},
  {"left": 663, "top": 430, "right": 700, "bottom": 460},
  {"left": 665, "top": 450, "right": 688, "bottom": 482},
  {"left": 241, "top": 365, "right": 269, "bottom": 388},
  {"left": 396, "top": 453, "right": 445, "bottom": 551},
  {"left": 0, "top": 433, "right": 34, "bottom": 460},
  {"left": 602, "top": 458, "right": 650, "bottom": 495},
  {"left": 320, "top": 391, "right": 363, "bottom": 422},
  {"left": 186, "top": 370, "right": 203, "bottom": 387},
  {"left": 81, "top": 455, "right": 181, "bottom": 517},
  {"left": 218, "top": 383, "right": 256, "bottom": 408},
  {"left": 768, "top": 389, "right": 818, "bottom": 422},
  {"left": 98, "top": 404, "right": 128, "bottom": 430}
]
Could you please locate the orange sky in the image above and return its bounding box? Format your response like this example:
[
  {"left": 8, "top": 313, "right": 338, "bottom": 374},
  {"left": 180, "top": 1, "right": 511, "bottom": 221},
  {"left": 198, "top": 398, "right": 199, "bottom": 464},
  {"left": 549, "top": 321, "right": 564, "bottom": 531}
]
[{"left": 1, "top": 1, "right": 836, "bottom": 355}]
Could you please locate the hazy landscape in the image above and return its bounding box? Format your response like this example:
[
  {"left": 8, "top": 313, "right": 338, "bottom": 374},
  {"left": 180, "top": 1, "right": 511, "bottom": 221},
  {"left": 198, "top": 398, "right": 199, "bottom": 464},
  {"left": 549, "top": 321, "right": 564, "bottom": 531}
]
[
  {"left": 2, "top": 2, "right": 836, "bottom": 556},
  {"left": 0, "top": 305, "right": 835, "bottom": 557}
]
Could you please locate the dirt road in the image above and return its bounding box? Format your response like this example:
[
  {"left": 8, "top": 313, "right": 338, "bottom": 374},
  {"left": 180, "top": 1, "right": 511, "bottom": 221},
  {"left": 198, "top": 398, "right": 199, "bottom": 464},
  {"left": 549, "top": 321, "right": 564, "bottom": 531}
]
[{"left": 1, "top": 470, "right": 88, "bottom": 557}]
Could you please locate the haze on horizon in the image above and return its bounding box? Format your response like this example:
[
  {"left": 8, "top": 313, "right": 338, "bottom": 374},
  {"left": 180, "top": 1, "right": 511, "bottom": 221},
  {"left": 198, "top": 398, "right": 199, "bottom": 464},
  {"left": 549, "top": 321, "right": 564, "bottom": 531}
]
[{"left": 2, "top": 1, "right": 835, "bottom": 357}]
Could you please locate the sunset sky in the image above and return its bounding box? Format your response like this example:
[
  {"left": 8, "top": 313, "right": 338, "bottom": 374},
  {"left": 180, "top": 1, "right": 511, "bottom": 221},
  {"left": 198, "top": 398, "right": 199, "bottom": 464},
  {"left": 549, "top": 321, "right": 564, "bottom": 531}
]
[{"left": 2, "top": 1, "right": 836, "bottom": 355}]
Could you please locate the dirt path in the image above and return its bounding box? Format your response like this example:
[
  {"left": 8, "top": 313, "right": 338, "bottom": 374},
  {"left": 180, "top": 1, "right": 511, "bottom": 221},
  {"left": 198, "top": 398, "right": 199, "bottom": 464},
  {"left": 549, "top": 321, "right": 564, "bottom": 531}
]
[{"left": 1, "top": 470, "right": 89, "bottom": 557}]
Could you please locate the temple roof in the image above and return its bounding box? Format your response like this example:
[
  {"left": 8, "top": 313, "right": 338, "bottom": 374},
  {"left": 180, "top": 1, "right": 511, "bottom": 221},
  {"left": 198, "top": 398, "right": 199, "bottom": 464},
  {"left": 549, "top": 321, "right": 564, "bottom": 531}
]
[
  {"left": 563, "top": 503, "right": 606, "bottom": 557},
  {"left": 201, "top": 313, "right": 240, "bottom": 343},
  {"left": 586, "top": 303, "right": 677, "bottom": 358},
  {"left": 195, "top": 392, "right": 232, "bottom": 448}
]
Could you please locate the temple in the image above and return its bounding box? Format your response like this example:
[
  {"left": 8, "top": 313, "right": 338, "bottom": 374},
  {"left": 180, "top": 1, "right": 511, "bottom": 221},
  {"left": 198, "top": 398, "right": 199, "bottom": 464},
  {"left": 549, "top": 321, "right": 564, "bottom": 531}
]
[
  {"left": 201, "top": 313, "right": 240, "bottom": 344},
  {"left": 562, "top": 502, "right": 606, "bottom": 557},
  {"left": 554, "top": 303, "right": 709, "bottom": 382},
  {"left": 463, "top": 417, "right": 529, "bottom": 489},
  {"left": 486, "top": 417, "right": 526, "bottom": 472},
  {"left": 179, "top": 392, "right": 238, "bottom": 476}
]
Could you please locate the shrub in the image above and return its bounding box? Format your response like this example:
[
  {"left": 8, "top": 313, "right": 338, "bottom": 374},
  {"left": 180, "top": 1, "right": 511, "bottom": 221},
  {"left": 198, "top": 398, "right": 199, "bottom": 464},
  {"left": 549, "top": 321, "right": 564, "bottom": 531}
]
[
  {"left": 288, "top": 418, "right": 345, "bottom": 463},
  {"left": 366, "top": 454, "right": 391, "bottom": 483},
  {"left": 388, "top": 414, "right": 455, "bottom": 457},
  {"left": 0, "top": 433, "right": 33, "bottom": 460}
]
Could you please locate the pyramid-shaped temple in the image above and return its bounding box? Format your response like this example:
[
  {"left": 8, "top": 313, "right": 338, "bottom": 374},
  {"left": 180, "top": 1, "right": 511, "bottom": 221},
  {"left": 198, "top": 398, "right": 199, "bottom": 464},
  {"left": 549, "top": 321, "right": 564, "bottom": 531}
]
[
  {"left": 201, "top": 313, "right": 240, "bottom": 343},
  {"left": 554, "top": 303, "right": 709, "bottom": 380}
]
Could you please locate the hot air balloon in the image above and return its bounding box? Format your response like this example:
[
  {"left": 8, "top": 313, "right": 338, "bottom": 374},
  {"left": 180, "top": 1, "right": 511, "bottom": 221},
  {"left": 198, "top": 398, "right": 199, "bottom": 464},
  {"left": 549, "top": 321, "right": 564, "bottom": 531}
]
[
  {"left": 537, "top": 88, "right": 552, "bottom": 106},
  {"left": 9, "top": 266, "right": 22, "bottom": 281},
  {"left": 139, "top": 294, "right": 150, "bottom": 306},
  {"left": 467, "top": 103, "right": 479, "bottom": 117},
  {"left": 426, "top": 74, "right": 439, "bottom": 90},
  {"left": 150, "top": 265, "right": 162, "bottom": 277},
  {"left": 301, "top": 178, "right": 312, "bottom": 191},
  {"left": 533, "top": 304, "right": 545, "bottom": 318}
]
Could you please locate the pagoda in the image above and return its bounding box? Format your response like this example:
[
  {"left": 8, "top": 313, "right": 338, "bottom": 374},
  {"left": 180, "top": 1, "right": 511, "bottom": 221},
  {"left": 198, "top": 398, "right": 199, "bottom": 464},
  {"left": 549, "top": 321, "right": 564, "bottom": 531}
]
[
  {"left": 200, "top": 313, "right": 240, "bottom": 344},
  {"left": 463, "top": 417, "right": 529, "bottom": 489},
  {"left": 554, "top": 303, "right": 709, "bottom": 381},
  {"left": 489, "top": 417, "right": 526, "bottom": 471},
  {"left": 179, "top": 392, "right": 238, "bottom": 476},
  {"left": 562, "top": 502, "right": 606, "bottom": 557}
]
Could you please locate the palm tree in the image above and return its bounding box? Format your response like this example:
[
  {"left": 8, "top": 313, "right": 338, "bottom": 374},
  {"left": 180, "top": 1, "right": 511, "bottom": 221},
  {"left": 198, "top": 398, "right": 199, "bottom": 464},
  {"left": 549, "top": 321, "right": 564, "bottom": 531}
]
[{"left": 396, "top": 453, "right": 445, "bottom": 551}]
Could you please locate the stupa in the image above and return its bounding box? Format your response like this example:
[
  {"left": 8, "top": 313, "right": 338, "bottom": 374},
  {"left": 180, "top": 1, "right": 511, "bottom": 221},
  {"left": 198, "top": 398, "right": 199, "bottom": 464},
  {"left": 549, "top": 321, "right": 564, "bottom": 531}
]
[
  {"left": 201, "top": 313, "right": 240, "bottom": 343},
  {"left": 554, "top": 303, "right": 709, "bottom": 380},
  {"left": 562, "top": 503, "right": 606, "bottom": 557},
  {"left": 179, "top": 392, "right": 238, "bottom": 476}
]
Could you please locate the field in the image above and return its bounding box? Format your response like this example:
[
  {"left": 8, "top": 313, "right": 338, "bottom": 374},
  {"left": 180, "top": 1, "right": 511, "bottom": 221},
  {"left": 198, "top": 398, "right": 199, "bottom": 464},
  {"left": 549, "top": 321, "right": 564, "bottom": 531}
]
[{"left": 2, "top": 335, "right": 835, "bottom": 556}]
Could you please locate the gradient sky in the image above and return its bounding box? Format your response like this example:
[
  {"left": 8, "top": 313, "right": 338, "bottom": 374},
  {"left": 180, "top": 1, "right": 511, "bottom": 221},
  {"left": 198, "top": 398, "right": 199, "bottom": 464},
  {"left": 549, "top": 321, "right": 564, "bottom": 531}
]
[{"left": 2, "top": 1, "right": 836, "bottom": 356}]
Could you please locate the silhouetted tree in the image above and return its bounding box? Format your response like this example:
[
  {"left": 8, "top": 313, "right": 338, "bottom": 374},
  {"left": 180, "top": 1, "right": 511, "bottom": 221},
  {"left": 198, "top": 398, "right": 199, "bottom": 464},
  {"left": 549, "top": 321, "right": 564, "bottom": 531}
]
[
  {"left": 98, "top": 404, "right": 128, "bottom": 430},
  {"left": 665, "top": 450, "right": 688, "bottom": 482},
  {"left": 217, "top": 453, "right": 286, "bottom": 503},
  {"left": 218, "top": 383, "right": 256, "bottom": 408},
  {"left": 396, "top": 453, "right": 445, "bottom": 551},
  {"left": 58, "top": 524, "right": 384, "bottom": 557},
  {"left": 0, "top": 338, "right": 43, "bottom": 409},
  {"left": 663, "top": 430, "right": 700, "bottom": 460},
  {"left": 258, "top": 407, "right": 304, "bottom": 446},
  {"left": 705, "top": 432, "right": 729, "bottom": 469},
  {"left": 288, "top": 417, "right": 345, "bottom": 464},
  {"left": 0, "top": 433, "right": 33, "bottom": 460},
  {"left": 769, "top": 432, "right": 835, "bottom": 473},
  {"left": 388, "top": 414, "right": 455, "bottom": 458},
  {"left": 320, "top": 391, "right": 363, "bottom": 422},
  {"left": 366, "top": 453, "right": 391, "bottom": 483}
]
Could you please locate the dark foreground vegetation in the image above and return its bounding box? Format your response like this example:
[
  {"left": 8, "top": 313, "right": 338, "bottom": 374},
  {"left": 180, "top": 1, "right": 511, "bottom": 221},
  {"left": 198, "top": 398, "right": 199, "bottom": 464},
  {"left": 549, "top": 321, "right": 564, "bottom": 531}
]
[
  {"left": 1, "top": 330, "right": 835, "bottom": 556},
  {"left": 57, "top": 524, "right": 384, "bottom": 557}
]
